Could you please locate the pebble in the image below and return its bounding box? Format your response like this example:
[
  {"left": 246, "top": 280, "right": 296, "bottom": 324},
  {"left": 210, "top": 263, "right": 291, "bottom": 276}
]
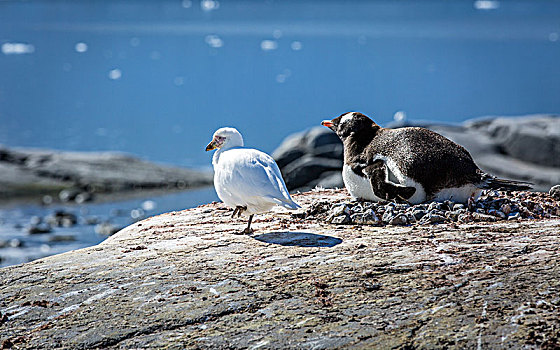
[
  {"left": 412, "top": 210, "right": 427, "bottom": 221},
  {"left": 331, "top": 204, "right": 350, "bottom": 217},
  {"left": 471, "top": 212, "right": 498, "bottom": 222},
  {"left": 421, "top": 213, "right": 446, "bottom": 224},
  {"left": 381, "top": 210, "right": 394, "bottom": 224},
  {"left": 75, "top": 192, "right": 93, "bottom": 204},
  {"left": 0, "top": 239, "right": 23, "bottom": 248},
  {"left": 453, "top": 203, "right": 465, "bottom": 211},
  {"left": 95, "top": 222, "right": 122, "bottom": 236},
  {"left": 548, "top": 185, "right": 560, "bottom": 200},
  {"left": 27, "top": 224, "right": 52, "bottom": 234},
  {"left": 82, "top": 216, "right": 100, "bottom": 225},
  {"left": 59, "top": 189, "right": 80, "bottom": 202},
  {"left": 303, "top": 189, "right": 559, "bottom": 227},
  {"left": 389, "top": 213, "right": 408, "bottom": 226},
  {"left": 48, "top": 235, "right": 77, "bottom": 242},
  {"left": 330, "top": 215, "right": 351, "bottom": 225},
  {"left": 46, "top": 211, "right": 77, "bottom": 227}
]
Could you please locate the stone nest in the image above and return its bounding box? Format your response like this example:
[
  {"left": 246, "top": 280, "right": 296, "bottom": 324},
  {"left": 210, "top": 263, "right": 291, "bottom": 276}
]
[{"left": 297, "top": 190, "right": 560, "bottom": 226}]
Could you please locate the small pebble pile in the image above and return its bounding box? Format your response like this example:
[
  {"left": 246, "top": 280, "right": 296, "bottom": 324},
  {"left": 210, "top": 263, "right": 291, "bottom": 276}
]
[{"left": 302, "top": 190, "right": 560, "bottom": 226}]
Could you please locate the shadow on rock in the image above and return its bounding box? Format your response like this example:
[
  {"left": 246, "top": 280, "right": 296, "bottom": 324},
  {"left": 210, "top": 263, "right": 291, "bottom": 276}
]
[{"left": 252, "top": 232, "right": 342, "bottom": 247}]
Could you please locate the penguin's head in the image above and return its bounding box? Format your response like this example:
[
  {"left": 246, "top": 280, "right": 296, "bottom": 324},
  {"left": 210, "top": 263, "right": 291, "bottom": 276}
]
[{"left": 321, "top": 112, "right": 378, "bottom": 139}]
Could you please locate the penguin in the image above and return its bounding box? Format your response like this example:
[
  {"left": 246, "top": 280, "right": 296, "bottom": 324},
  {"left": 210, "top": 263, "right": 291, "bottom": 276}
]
[{"left": 321, "top": 112, "right": 532, "bottom": 204}]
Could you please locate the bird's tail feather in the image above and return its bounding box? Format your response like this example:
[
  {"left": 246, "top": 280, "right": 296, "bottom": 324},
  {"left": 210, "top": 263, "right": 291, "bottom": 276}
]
[
  {"left": 480, "top": 173, "right": 533, "bottom": 191},
  {"left": 269, "top": 196, "right": 301, "bottom": 210}
]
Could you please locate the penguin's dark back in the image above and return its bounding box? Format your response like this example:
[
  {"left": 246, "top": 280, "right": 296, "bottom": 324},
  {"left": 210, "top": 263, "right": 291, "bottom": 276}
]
[{"left": 360, "top": 126, "right": 482, "bottom": 196}]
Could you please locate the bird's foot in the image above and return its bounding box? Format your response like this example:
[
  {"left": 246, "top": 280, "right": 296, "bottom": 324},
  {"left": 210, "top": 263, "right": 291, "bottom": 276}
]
[
  {"left": 235, "top": 206, "right": 247, "bottom": 218},
  {"left": 242, "top": 227, "right": 254, "bottom": 235}
]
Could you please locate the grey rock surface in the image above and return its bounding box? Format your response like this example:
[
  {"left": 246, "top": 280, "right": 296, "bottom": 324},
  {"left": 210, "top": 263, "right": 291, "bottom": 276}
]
[
  {"left": 0, "top": 146, "right": 212, "bottom": 201},
  {"left": 466, "top": 115, "right": 560, "bottom": 167},
  {"left": 274, "top": 115, "right": 560, "bottom": 192},
  {"left": 0, "top": 189, "right": 559, "bottom": 349},
  {"left": 282, "top": 156, "right": 342, "bottom": 190}
]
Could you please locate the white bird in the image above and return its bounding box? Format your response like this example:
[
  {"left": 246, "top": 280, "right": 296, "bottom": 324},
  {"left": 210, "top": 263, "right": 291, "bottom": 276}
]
[{"left": 205, "top": 127, "right": 300, "bottom": 234}]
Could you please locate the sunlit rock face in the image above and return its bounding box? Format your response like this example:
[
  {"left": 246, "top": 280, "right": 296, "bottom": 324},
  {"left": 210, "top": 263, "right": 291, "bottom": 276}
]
[{"left": 0, "top": 188, "right": 559, "bottom": 349}]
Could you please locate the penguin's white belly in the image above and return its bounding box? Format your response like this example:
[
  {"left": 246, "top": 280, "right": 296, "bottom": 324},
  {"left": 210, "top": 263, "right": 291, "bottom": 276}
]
[
  {"left": 342, "top": 159, "right": 428, "bottom": 204},
  {"left": 342, "top": 164, "right": 384, "bottom": 202},
  {"left": 431, "top": 185, "right": 482, "bottom": 203},
  {"left": 342, "top": 163, "right": 482, "bottom": 204}
]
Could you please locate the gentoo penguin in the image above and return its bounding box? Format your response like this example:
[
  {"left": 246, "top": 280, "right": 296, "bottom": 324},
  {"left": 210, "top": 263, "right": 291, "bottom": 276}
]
[
  {"left": 206, "top": 127, "right": 300, "bottom": 234},
  {"left": 321, "top": 112, "right": 532, "bottom": 204}
]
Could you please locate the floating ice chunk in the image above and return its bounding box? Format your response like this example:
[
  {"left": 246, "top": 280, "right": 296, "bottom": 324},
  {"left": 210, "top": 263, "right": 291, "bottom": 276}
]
[
  {"left": 75, "top": 42, "right": 88, "bottom": 53},
  {"left": 2, "top": 42, "right": 35, "bottom": 55},
  {"left": 549, "top": 32, "right": 559, "bottom": 42},
  {"left": 201, "top": 0, "right": 219, "bottom": 11},
  {"left": 108, "top": 69, "right": 122, "bottom": 80},
  {"left": 276, "top": 69, "right": 291, "bottom": 83},
  {"left": 272, "top": 29, "right": 283, "bottom": 39},
  {"left": 473, "top": 0, "right": 499, "bottom": 10},
  {"left": 142, "top": 200, "right": 156, "bottom": 211},
  {"left": 290, "top": 41, "right": 303, "bottom": 51},
  {"left": 260, "top": 40, "right": 278, "bottom": 51},
  {"left": 205, "top": 34, "right": 223, "bottom": 48},
  {"left": 393, "top": 111, "right": 407, "bottom": 123},
  {"left": 130, "top": 208, "right": 144, "bottom": 219},
  {"left": 182, "top": 0, "right": 192, "bottom": 8}
]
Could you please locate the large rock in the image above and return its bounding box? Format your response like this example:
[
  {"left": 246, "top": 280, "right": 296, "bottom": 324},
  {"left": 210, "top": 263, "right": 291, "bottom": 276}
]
[
  {"left": 0, "top": 189, "right": 559, "bottom": 349},
  {"left": 0, "top": 146, "right": 213, "bottom": 201},
  {"left": 282, "top": 156, "right": 343, "bottom": 190},
  {"left": 275, "top": 115, "right": 560, "bottom": 192},
  {"left": 273, "top": 127, "right": 344, "bottom": 191},
  {"left": 466, "top": 115, "right": 560, "bottom": 167}
]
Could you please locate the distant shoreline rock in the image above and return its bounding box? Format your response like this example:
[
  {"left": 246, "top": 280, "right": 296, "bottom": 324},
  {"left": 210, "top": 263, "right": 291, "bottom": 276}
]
[
  {"left": 0, "top": 146, "right": 213, "bottom": 204},
  {"left": 273, "top": 114, "right": 560, "bottom": 193}
]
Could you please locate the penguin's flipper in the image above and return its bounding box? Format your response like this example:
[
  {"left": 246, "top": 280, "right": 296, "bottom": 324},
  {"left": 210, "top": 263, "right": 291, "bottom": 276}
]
[{"left": 363, "top": 160, "right": 416, "bottom": 202}]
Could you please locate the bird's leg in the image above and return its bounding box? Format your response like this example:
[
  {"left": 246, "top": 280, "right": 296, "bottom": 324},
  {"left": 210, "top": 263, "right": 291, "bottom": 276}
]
[
  {"left": 231, "top": 207, "right": 239, "bottom": 218},
  {"left": 243, "top": 214, "right": 254, "bottom": 235},
  {"left": 237, "top": 206, "right": 246, "bottom": 218}
]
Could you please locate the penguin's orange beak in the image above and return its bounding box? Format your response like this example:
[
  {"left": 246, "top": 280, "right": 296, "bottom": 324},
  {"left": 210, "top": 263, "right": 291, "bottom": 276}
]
[{"left": 321, "top": 120, "right": 334, "bottom": 128}]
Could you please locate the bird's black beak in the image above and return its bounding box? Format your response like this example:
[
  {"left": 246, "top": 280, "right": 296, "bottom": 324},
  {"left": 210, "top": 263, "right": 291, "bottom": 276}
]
[{"left": 205, "top": 140, "right": 217, "bottom": 151}]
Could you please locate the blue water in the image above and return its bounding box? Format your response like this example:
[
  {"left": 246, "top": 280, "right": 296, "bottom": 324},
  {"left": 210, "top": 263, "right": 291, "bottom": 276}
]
[
  {"left": 1, "top": 0, "right": 559, "bottom": 168},
  {"left": 0, "top": 187, "right": 218, "bottom": 267}
]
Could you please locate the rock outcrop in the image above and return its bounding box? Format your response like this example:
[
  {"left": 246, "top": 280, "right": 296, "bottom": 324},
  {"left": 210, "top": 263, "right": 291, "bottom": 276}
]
[
  {"left": 1, "top": 189, "right": 559, "bottom": 349},
  {"left": 273, "top": 115, "right": 560, "bottom": 192},
  {"left": 0, "top": 146, "right": 212, "bottom": 202}
]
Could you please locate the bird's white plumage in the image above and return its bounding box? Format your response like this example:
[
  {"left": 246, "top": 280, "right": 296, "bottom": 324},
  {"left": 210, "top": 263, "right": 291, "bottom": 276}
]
[
  {"left": 210, "top": 128, "right": 299, "bottom": 215},
  {"left": 340, "top": 112, "right": 355, "bottom": 125}
]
